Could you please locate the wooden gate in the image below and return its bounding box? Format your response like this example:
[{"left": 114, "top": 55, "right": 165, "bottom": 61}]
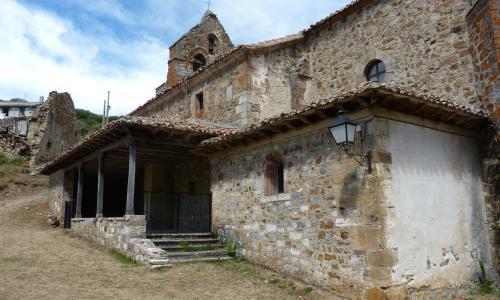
[{"left": 144, "top": 192, "right": 212, "bottom": 233}]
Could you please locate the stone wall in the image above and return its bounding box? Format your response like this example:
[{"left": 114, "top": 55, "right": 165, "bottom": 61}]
[
  {"left": 138, "top": 0, "right": 482, "bottom": 128},
  {"left": 33, "top": 91, "right": 80, "bottom": 165},
  {"left": 143, "top": 59, "right": 253, "bottom": 126},
  {"left": 166, "top": 12, "right": 234, "bottom": 88},
  {"left": 71, "top": 216, "right": 170, "bottom": 267},
  {"left": 210, "top": 118, "right": 393, "bottom": 298},
  {"left": 210, "top": 114, "right": 490, "bottom": 297},
  {"left": 303, "top": 0, "right": 477, "bottom": 109},
  {"left": 467, "top": 0, "right": 500, "bottom": 123},
  {"left": 0, "top": 132, "right": 30, "bottom": 158}
]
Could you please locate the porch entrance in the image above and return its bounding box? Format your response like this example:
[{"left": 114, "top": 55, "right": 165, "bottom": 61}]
[{"left": 144, "top": 192, "right": 212, "bottom": 233}]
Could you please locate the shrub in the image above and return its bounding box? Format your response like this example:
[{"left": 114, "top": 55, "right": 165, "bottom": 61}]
[{"left": 224, "top": 238, "right": 237, "bottom": 257}]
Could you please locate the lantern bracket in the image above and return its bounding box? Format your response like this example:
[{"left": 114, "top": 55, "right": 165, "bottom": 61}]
[{"left": 346, "top": 151, "right": 372, "bottom": 173}]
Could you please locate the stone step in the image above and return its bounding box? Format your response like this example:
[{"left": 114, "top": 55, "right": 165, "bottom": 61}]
[
  {"left": 168, "top": 249, "right": 229, "bottom": 260},
  {"left": 147, "top": 232, "right": 213, "bottom": 239},
  {"left": 159, "top": 244, "right": 224, "bottom": 252},
  {"left": 151, "top": 238, "right": 221, "bottom": 246},
  {"left": 169, "top": 256, "right": 233, "bottom": 264}
]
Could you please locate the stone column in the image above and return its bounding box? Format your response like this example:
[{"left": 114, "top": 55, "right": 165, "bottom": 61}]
[
  {"left": 75, "top": 163, "right": 84, "bottom": 218},
  {"left": 125, "top": 138, "right": 136, "bottom": 216},
  {"left": 96, "top": 154, "right": 105, "bottom": 218}
]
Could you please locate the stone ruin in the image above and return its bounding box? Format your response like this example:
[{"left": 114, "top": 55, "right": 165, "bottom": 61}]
[{"left": 0, "top": 91, "right": 80, "bottom": 168}]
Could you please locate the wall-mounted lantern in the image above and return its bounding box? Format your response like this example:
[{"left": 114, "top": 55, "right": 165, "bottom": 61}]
[{"left": 329, "top": 114, "right": 372, "bottom": 173}]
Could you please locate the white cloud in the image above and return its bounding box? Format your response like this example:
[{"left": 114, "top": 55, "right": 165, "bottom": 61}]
[
  {"left": 0, "top": 0, "right": 165, "bottom": 115},
  {"left": 0, "top": 0, "right": 351, "bottom": 115}
]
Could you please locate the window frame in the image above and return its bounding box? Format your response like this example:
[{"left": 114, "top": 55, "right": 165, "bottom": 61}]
[
  {"left": 265, "top": 155, "right": 285, "bottom": 196},
  {"left": 365, "top": 60, "right": 386, "bottom": 82}
]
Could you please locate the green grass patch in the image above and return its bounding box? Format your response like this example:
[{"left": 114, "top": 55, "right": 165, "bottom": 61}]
[
  {"left": 179, "top": 241, "right": 213, "bottom": 252},
  {"left": 108, "top": 249, "right": 137, "bottom": 266},
  {"left": 0, "top": 153, "right": 27, "bottom": 167}
]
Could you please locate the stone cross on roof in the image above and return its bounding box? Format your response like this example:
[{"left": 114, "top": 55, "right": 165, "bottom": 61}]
[{"left": 206, "top": 0, "right": 212, "bottom": 10}]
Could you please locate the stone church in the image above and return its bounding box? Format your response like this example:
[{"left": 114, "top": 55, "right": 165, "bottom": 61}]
[{"left": 42, "top": 0, "right": 500, "bottom": 298}]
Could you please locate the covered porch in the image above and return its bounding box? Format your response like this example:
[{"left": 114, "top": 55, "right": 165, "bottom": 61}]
[{"left": 42, "top": 118, "right": 227, "bottom": 235}]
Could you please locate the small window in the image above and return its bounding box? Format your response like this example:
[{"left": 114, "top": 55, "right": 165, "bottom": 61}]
[
  {"left": 19, "top": 107, "right": 25, "bottom": 116},
  {"left": 265, "top": 155, "right": 285, "bottom": 196},
  {"left": 365, "top": 60, "right": 386, "bottom": 82},
  {"left": 192, "top": 54, "right": 206, "bottom": 71},
  {"left": 196, "top": 92, "right": 204, "bottom": 111},
  {"left": 208, "top": 36, "right": 216, "bottom": 54},
  {"left": 2, "top": 108, "right": 8, "bottom": 116}
]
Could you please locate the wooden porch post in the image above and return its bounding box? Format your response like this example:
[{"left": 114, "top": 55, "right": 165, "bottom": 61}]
[
  {"left": 75, "top": 163, "right": 84, "bottom": 218},
  {"left": 96, "top": 154, "right": 105, "bottom": 218},
  {"left": 125, "top": 138, "right": 136, "bottom": 216}
]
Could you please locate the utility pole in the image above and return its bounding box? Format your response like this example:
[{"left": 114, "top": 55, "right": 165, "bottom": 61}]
[
  {"left": 101, "top": 100, "right": 106, "bottom": 128},
  {"left": 101, "top": 91, "right": 111, "bottom": 128},
  {"left": 105, "top": 91, "right": 111, "bottom": 125}
]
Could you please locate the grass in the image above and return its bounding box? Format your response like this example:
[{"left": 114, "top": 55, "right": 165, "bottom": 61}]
[
  {"left": 108, "top": 248, "right": 138, "bottom": 267},
  {"left": 0, "top": 152, "right": 28, "bottom": 167},
  {"left": 211, "top": 260, "right": 314, "bottom": 297},
  {"left": 179, "top": 241, "right": 214, "bottom": 252}
]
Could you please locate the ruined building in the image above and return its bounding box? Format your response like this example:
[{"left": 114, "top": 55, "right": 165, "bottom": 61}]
[
  {"left": 42, "top": 1, "right": 500, "bottom": 298},
  {"left": 0, "top": 91, "right": 80, "bottom": 166}
]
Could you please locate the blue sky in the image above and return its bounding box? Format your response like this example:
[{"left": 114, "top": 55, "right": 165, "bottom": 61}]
[{"left": 0, "top": 0, "right": 351, "bottom": 115}]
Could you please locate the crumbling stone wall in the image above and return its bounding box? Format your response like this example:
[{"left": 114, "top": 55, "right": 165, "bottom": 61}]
[
  {"left": 33, "top": 91, "right": 80, "bottom": 165},
  {"left": 0, "top": 133, "right": 30, "bottom": 158}
]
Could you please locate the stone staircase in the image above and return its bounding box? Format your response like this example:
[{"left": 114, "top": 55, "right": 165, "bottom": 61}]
[{"left": 147, "top": 232, "right": 232, "bottom": 263}]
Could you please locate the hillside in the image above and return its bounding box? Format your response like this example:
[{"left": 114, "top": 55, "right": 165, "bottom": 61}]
[{"left": 76, "top": 109, "right": 120, "bottom": 136}]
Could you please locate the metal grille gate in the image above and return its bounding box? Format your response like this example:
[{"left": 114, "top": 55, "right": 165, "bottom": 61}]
[{"left": 144, "top": 192, "right": 212, "bottom": 233}]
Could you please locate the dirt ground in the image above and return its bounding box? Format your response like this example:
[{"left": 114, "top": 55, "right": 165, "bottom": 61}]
[
  {"left": 0, "top": 170, "right": 330, "bottom": 300},
  {"left": 0, "top": 166, "right": 498, "bottom": 300}
]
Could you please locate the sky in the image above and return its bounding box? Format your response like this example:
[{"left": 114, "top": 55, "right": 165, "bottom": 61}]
[{"left": 0, "top": 0, "right": 351, "bottom": 115}]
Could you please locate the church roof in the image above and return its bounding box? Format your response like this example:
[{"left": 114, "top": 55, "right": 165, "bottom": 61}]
[
  {"left": 199, "top": 82, "right": 489, "bottom": 151},
  {"left": 131, "top": 0, "right": 376, "bottom": 116},
  {"left": 40, "top": 116, "right": 236, "bottom": 175},
  {"left": 131, "top": 32, "right": 305, "bottom": 115},
  {"left": 41, "top": 83, "right": 490, "bottom": 174}
]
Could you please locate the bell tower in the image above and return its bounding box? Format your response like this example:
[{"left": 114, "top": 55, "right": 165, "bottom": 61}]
[{"left": 165, "top": 10, "right": 234, "bottom": 88}]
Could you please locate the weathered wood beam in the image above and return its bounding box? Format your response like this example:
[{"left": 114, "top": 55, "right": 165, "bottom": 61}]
[
  {"left": 75, "top": 163, "right": 84, "bottom": 218},
  {"left": 96, "top": 154, "right": 105, "bottom": 218},
  {"left": 125, "top": 138, "right": 136, "bottom": 216}
]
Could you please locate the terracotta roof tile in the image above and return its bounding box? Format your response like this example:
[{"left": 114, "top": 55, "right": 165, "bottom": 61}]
[
  {"left": 40, "top": 116, "right": 236, "bottom": 174},
  {"left": 200, "top": 82, "right": 488, "bottom": 147}
]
